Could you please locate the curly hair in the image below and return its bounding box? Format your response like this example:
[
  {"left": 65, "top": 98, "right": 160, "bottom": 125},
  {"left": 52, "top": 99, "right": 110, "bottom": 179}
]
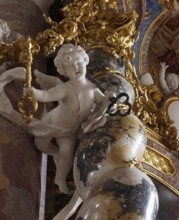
[{"left": 54, "top": 44, "right": 89, "bottom": 76}]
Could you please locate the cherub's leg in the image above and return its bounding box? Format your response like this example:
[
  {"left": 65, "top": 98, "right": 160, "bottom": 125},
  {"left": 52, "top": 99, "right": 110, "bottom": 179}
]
[
  {"left": 54, "top": 136, "right": 76, "bottom": 194},
  {"left": 34, "top": 136, "right": 58, "bottom": 156}
]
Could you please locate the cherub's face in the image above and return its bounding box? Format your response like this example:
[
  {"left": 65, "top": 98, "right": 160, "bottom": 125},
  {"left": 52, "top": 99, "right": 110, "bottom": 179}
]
[
  {"left": 64, "top": 52, "right": 87, "bottom": 80},
  {"left": 54, "top": 50, "right": 88, "bottom": 80},
  {"left": 166, "top": 73, "right": 179, "bottom": 91}
]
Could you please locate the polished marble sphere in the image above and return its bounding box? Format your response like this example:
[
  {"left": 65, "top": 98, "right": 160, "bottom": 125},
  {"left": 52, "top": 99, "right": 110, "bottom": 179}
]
[
  {"left": 75, "top": 166, "right": 159, "bottom": 220},
  {"left": 87, "top": 48, "right": 125, "bottom": 75},
  {"left": 96, "top": 74, "right": 135, "bottom": 105},
  {"left": 74, "top": 114, "right": 147, "bottom": 200}
]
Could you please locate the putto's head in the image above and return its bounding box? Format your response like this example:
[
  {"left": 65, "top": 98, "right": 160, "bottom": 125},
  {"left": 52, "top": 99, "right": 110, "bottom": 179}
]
[
  {"left": 166, "top": 72, "right": 179, "bottom": 91},
  {"left": 54, "top": 44, "right": 89, "bottom": 78}
]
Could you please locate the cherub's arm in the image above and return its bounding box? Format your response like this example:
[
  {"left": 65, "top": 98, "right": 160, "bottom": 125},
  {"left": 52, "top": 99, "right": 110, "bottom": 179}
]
[
  {"left": 81, "top": 88, "right": 113, "bottom": 133},
  {"left": 93, "top": 88, "right": 111, "bottom": 116},
  {"left": 31, "top": 83, "right": 67, "bottom": 102},
  {"left": 158, "top": 62, "right": 171, "bottom": 97}
]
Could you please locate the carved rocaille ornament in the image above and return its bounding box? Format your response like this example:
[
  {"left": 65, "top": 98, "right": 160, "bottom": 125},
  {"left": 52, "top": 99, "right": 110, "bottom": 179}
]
[{"left": 0, "top": 0, "right": 139, "bottom": 124}]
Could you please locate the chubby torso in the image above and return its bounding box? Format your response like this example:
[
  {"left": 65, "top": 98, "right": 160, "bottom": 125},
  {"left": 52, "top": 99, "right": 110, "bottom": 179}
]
[{"left": 41, "top": 80, "right": 97, "bottom": 130}]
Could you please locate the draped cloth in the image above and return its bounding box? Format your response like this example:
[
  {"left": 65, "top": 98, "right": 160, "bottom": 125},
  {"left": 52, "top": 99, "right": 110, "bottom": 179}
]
[{"left": 0, "top": 69, "right": 78, "bottom": 137}]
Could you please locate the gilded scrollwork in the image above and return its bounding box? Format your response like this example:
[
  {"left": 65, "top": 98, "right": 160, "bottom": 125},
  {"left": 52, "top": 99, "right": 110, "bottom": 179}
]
[
  {"left": 0, "top": 41, "right": 21, "bottom": 65},
  {"left": 160, "top": 95, "right": 179, "bottom": 151},
  {"left": 0, "top": 0, "right": 138, "bottom": 61},
  {"left": 158, "top": 0, "right": 179, "bottom": 10},
  {"left": 132, "top": 68, "right": 179, "bottom": 151},
  {"left": 138, "top": 89, "right": 179, "bottom": 151},
  {"left": 60, "top": 0, "right": 138, "bottom": 59},
  {"left": 142, "top": 146, "right": 176, "bottom": 176}
]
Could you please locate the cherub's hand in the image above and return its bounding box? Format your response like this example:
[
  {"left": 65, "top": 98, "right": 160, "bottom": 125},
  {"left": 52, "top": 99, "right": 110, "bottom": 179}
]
[
  {"left": 30, "top": 87, "right": 37, "bottom": 98},
  {"left": 81, "top": 114, "right": 106, "bottom": 133},
  {"left": 23, "top": 85, "right": 36, "bottom": 98},
  {"left": 159, "top": 62, "right": 169, "bottom": 79},
  {"left": 104, "top": 90, "right": 116, "bottom": 98},
  {"left": 160, "top": 62, "right": 169, "bottom": 71},
  {"left": 104, "top": 90, "right": 117, "bottom": 113}
]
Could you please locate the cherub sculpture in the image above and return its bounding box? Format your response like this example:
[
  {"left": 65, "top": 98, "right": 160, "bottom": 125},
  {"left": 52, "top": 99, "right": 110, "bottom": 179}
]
[
  {"left": 0, "top": 43, "right": 112, "bottom": 194},
  {"left": 159, "top": 62, "right": 179, "bottom": 97},
  {"left": 30, "top": 44, "right": 112, "bottom": 193}
]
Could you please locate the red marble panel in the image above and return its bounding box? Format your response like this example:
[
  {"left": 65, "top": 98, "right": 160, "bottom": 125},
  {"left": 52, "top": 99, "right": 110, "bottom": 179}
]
[
  {"left": 0, "top": 116, "right": 41, "bottom": 220},
  {"left": 0, "top": 1, "right": 47, "bottom": 219}
]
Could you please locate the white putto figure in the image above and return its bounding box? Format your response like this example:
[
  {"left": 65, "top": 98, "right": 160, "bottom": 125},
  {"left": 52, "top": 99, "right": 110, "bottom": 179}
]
[
  {"left": 31, "top": 44, "right": 111, "bottom": 193},
  {"left": 159, "top": 62, "right": 179, "bottom": 97}
]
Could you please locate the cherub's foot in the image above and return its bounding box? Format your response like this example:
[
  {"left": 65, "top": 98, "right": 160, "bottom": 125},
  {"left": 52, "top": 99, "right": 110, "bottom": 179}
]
[{"left": 55, "top": 178, "right": 69, "bottom": 194}]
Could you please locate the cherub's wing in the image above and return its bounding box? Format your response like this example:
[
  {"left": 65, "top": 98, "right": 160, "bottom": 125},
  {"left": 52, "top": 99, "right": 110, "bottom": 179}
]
[{"left": 34, "top": 69, "right": 60, "bottom": 90}]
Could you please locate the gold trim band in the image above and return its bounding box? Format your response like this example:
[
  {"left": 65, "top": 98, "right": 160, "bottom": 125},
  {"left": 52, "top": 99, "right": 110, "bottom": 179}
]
[
  {"left": 93, "top": 68, "right": 125, "bottom": 79},
  {"left": 142, "top": 146, "right": 176, "bottom": 176},
  {"left": 145, "top": 127, "right": 169, "bottom": 150}
]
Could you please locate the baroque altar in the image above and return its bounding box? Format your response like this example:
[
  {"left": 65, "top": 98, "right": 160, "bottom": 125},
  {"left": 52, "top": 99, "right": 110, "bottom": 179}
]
[{"left": 0, "top": 0, "right": 178, "bottom": 220}]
